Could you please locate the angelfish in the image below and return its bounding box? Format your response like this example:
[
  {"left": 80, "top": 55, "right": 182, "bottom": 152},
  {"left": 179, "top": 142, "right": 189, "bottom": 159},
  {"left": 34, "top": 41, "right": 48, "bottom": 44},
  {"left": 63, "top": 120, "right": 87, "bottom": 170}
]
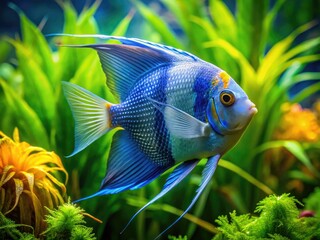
[{"left": 59, "top": 35, "right": 257, "bottom": 238}]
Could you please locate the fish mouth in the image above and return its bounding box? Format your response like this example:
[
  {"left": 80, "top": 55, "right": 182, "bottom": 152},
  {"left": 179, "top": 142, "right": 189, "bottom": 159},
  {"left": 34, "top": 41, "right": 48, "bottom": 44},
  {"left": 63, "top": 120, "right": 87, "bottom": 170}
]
[{"left": 249, "top": 104, "right": 258, "bottom": 115}]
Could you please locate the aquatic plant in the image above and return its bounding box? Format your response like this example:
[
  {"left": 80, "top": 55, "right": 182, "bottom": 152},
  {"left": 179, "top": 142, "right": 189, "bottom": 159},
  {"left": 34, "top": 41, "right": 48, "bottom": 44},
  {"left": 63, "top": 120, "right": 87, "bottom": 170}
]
[
  {"left": 213, "top": 194, "right": 320, "bottom": 240},
  {"left": 259, "top": 102, "right": 320, "bottom": 195},
  {"left": 168, "top": 193, "right": 320, "bottom": 239},
  {"left": 0, "top": 1, "right": 132, "bottom": 238},
  {"left": 43, "top": 201, "right": 96, "bottom": 240},
  {"left": 0, "top": 211, "right": 36, "bottom": 240},
  {"left": 0, "top": 128, "right": 68, "bottom": 236}
]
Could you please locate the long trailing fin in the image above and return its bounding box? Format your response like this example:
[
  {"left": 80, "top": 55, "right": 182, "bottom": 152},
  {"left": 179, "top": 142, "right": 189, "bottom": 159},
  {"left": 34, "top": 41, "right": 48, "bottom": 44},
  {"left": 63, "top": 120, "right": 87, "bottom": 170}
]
[
  {"left": 48, "top": 34, "right": 202, "bottom": 101},
  {"left": 62, "top": 82, "right": 112, "bottom": 156},
  {"left": 155, "top": 154, "right": 220, "bottom": 240},
  {"left": 147, "top": 97, "right": 211, "bottom": 138},
  {"left": 121, "top": 159, "right": 200, "bottom": 234},
  {"left": 47, "top": 33, "right": 200, "bottom": 61}
]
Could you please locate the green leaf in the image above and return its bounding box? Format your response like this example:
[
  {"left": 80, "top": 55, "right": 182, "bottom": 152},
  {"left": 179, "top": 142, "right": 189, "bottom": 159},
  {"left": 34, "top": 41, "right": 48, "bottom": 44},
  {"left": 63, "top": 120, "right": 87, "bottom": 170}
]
[
  {"left": 293, "top": 81, "right": 320, "bottom": 103},
  {"left": 261, "top": 0, "right": 286, "bottom": 52},
  {"left": 254, "top": 141, "right": 319, "bottom": 177},
  {"left": 161, "top": 0, "right": 188, "bottom": 34},
  {"left": 111, "top": 10, "right": 134, "bottom": 36},
  {"left": 13, "top": 10, "right": 55, "bottom": 87},
  {"left": 236, "top": 0, "right": 268, "bottom": 68},
  {"left": 70, "top": 51, "right": 104, "bottom": 93},
  {"left": 133, "top": 0, "right": 183, "bottom": 48},
  {"left": 258, "top": 21, "right": 318, "bottom": 89},
  {"left": 282, "top": 37, "right": 320, "bottom": 62},
  {"left": 78, "top": 0, "right": 101, "bottom": 27},
  {"left": 219, "top": 160, "right": 274, "bottom": 195},
  {"left": 8, "top": 40, "right": 55, "bottom": 132},
  {"left": 77, "top": 0, "right": 100, "bottom": 34},
  {"left": 209, "top": 0, "right": 237, "bottom": 43},
  {"left": 126, "top": 196, "right": 219, "bottom": 234},
  {"left": 57, "top": 0, "right": 77, "bottom": 34},
  {"left": 0, "top": 79, "right": 50, "bottom": 148}
]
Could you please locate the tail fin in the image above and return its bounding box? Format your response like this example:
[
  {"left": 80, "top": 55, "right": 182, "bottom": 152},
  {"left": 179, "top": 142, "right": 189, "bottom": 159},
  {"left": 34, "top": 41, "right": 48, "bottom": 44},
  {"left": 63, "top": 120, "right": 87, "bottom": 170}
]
[{"left": 62, "top": 82, "right": 113, "bottom": 156}]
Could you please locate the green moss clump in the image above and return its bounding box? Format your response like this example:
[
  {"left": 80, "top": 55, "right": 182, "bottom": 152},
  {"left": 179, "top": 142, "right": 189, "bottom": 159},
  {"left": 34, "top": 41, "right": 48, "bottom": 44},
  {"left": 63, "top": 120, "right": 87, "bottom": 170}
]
[
  {"left": 42, "top": 201, "right": 96, "bottom": 240},
  {"left": 0, "top": 211, "right": 36, "bottom": 240},
  {"left": 214, "top": 194, "right": 320, "bottom": 240}
]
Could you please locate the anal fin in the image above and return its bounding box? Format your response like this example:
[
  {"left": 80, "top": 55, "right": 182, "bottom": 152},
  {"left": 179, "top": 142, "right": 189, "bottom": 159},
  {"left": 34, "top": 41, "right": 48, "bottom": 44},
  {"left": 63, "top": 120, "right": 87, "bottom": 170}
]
[{"left": 74, "top": 131, "right": 171, "bottom": 202}]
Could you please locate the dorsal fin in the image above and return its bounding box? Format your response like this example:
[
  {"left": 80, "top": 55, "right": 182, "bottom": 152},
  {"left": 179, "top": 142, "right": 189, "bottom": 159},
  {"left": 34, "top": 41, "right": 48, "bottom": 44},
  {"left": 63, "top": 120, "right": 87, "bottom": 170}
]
[
  {"left": 92, "top": 43, "right": 174, "bottom": 102},
  {"left": 48, "top": 34, "right": 201, "bottom": 102}
]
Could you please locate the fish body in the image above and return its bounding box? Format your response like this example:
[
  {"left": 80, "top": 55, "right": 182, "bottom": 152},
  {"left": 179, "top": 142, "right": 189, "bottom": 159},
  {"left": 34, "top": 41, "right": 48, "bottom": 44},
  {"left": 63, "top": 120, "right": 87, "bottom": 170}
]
[
  {"left": 110, "top": 62, "right": 244, "bottom": 164},
  {"left": 59, "top": 34, "right": 257, "bottom": 238}
]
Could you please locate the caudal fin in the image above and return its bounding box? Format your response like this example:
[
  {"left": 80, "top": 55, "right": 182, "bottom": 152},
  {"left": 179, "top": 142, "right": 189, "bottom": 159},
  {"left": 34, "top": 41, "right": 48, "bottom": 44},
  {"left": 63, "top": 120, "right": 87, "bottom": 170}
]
[{"left": 62, "top": 82, "right": 113, "bottom": 156}]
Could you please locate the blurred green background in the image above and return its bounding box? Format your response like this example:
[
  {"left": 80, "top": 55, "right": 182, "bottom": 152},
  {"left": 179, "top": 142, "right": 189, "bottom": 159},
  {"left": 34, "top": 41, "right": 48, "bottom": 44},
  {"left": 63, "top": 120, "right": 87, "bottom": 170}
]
[{"left": 0, "top": 0, "right": 319, "bottom": 239}]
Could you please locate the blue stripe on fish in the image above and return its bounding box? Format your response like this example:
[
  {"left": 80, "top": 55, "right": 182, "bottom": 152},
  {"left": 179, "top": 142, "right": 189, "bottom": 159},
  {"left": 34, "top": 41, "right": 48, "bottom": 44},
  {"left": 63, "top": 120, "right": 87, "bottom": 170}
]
[
  {"left": 193, "top": 67, "right": 215, "bottom": 121},
  {"left": 153, "top": 70, "right": 174, "bottom": 165}
]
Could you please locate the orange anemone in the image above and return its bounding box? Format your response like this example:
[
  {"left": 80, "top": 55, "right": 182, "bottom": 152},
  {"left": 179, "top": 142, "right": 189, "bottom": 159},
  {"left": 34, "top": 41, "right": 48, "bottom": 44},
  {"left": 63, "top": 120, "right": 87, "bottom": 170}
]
[{"left": 0, "top": 128, "right": 68, "bottom": 236}]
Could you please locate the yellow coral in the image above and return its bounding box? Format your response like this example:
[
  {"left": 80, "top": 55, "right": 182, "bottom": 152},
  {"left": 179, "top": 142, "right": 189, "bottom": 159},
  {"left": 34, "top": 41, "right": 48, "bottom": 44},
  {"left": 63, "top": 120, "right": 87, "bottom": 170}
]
[
  {"left": 0, "top": 128, "right": 68, "bottom": 236},
  {"left": 275, "top": 103, "right": 320, "bottom": 142}
]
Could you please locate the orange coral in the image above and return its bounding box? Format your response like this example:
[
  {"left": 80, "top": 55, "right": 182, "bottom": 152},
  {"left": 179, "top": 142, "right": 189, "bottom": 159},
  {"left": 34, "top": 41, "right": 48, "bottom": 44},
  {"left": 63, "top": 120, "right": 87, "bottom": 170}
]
[{"left": 0, "top": 128, "right": 68, "bottom": 236}]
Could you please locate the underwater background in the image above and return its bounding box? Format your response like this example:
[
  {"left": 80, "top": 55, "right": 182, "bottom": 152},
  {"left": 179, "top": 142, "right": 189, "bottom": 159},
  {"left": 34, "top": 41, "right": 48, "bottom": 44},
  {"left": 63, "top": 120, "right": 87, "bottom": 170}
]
[{"left": 0, "top": 0, "right": 319, "bottom": 239}]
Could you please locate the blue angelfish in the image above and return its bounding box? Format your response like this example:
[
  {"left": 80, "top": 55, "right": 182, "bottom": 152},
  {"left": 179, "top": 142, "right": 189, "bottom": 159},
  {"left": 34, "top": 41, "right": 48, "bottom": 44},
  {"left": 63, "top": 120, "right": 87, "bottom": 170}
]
[{"left": 59, "top": 34, "right": 257, "bottom": 238}]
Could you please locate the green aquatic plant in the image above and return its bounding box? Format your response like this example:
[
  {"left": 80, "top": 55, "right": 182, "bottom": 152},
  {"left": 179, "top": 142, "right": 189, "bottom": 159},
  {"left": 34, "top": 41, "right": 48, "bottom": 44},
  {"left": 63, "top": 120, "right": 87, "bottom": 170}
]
[
  {"left": 213, "top": 194, "right": 320, "bottom": 240},
  {"left": 0, "top": 211, "right": 36, "bottom": 240},
  {"left": 42, "top": 201, "right": 96, "bottom": 240},
  {"left": 0, "top": 1, "right": 132, "bottom": 238}
]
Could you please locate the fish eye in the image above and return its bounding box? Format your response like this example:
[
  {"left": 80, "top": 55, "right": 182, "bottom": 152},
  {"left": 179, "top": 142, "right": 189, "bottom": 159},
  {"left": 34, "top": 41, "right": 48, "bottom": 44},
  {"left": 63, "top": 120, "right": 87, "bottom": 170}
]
[{"left": 220, "top": 90, "right": 235, "bottom": 107}]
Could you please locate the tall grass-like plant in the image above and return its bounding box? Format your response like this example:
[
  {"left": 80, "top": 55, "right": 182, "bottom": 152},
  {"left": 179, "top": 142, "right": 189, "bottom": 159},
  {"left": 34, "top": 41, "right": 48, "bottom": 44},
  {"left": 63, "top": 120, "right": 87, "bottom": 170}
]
[{"left": 0, "top": 1, "right": 133, "bottom": 238}]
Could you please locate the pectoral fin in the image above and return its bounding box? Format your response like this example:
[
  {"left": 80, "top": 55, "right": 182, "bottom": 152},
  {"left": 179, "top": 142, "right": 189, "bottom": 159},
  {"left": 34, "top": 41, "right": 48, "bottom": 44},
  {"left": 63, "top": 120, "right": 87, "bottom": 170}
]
[{"left": 147, "top": 97, "right": 211, "bottom": 138}]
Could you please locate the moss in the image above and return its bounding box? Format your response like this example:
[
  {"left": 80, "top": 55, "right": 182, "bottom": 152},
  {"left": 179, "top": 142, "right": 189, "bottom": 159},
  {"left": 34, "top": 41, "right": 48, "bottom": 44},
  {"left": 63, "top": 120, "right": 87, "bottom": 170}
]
[
  {"left": 42, "top": 201, "right": 96, "bottom": 240},
  {"left": 213, "top": 193, "right": 320, "bottom": 240},
  {"left": 0, "top": 212, "right": 36, "bottom": 240}
]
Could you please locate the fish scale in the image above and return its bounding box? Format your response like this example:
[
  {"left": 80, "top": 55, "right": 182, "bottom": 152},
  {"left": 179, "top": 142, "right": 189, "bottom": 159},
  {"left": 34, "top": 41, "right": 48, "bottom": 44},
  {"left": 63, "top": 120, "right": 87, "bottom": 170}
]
[{"left": 111, "top": 65, "right": 174, "bottom": 167}]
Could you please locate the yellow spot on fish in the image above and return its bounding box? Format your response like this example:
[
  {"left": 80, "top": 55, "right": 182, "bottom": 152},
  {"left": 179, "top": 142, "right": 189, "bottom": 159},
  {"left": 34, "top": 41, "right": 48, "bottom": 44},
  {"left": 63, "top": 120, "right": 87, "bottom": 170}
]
[
  {"left": 219, "top": 71, "right": 231, "bottom": 89},
  {"left": 105, "top": 102, "right": 113, "bottom": 128}
]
